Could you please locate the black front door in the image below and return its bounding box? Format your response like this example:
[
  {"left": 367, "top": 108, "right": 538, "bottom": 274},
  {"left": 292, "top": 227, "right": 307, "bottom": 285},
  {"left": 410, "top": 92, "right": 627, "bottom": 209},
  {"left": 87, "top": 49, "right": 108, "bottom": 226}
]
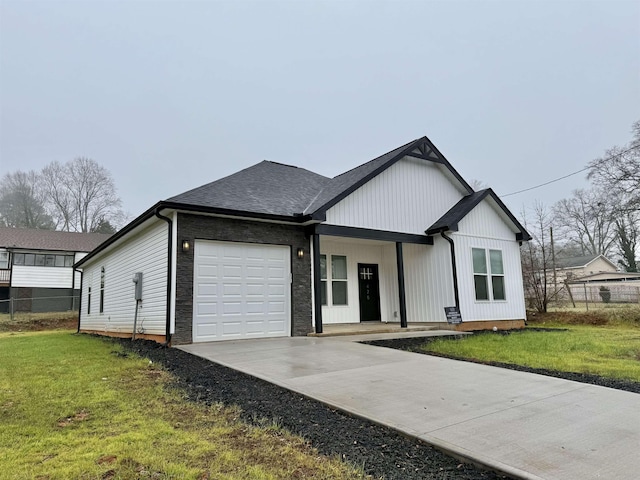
[{"left": 358, "top": 263, "right": 381, "bottom": 322}]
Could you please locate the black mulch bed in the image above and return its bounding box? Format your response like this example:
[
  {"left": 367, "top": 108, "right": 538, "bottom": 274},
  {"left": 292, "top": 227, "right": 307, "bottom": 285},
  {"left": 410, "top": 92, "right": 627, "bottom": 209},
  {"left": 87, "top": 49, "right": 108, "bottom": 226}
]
[
  {"left": 115, "top": 338, "right": 510, "bottom": 480},
  {"left": 365, "top": 329, "right": 640, "bottom": 395}
]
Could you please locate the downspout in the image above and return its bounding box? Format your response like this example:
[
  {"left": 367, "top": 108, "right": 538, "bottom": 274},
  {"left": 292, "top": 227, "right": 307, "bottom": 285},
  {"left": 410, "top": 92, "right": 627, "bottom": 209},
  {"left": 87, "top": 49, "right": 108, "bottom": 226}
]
[
  {"left": 71, "top": 261, "right": 76, "bottom": 312},
  {"left": 76, "top": 269, "right": 83, "bottom": 333},
  {"left": 440, "top": 231, "right": 460, "bottom": 309},
  {"left": 154, "top": 208, "right": 173, "bottom": 346}
]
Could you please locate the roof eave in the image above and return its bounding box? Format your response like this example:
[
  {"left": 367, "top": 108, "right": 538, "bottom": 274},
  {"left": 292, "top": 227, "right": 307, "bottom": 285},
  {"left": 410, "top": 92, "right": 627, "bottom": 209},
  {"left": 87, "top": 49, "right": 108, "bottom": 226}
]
[{"left": 74, "top": 201, "right": 315, "bottom": 268}]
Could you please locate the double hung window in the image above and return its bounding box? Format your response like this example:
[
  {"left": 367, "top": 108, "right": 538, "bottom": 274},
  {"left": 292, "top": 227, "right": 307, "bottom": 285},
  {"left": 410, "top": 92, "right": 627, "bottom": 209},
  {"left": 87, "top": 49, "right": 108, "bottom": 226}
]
[
  {"left": 472, "top": 248, "right": 505, "bottom": 301},
  {"left": 319, "top": 254, "right": 348, "bottom": 306}
]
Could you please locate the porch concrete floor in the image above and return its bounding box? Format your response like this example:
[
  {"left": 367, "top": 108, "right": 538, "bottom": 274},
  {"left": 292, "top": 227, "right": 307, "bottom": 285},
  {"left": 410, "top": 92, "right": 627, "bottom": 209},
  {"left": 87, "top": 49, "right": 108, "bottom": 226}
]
[{"left": 178, "top": 336, "right": 640, "bottom": 480}]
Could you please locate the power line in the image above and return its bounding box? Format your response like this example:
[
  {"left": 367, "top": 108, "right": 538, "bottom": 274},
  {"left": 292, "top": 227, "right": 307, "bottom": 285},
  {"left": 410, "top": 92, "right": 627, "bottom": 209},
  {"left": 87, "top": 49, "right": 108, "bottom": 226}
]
[{"left": 500, "top": 144, "right": 640, "bottom": 198}]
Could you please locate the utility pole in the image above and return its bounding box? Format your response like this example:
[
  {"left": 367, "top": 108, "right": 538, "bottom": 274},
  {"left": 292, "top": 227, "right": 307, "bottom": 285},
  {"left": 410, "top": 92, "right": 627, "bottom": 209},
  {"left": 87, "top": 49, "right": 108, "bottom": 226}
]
[{"left": 550, "top": 226, "right": 557, "bottom": 294}]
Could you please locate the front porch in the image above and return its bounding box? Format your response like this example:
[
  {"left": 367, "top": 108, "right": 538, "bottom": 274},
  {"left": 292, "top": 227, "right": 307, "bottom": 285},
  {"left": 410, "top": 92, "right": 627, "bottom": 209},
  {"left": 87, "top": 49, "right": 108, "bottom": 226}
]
[{"left": 309, "top": 226, "right": 457, "bottom": 334}]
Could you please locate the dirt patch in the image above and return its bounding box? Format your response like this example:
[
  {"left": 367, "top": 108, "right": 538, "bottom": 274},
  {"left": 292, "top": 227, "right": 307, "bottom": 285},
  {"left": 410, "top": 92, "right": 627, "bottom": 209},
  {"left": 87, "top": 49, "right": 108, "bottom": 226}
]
[
  {"left": 116, "top": 338, "right": 509, "bottom": 480},
  {"left": 527, "top": 310, "right": 610, "bottom": 326},
  {"left": 57, "top": 409, "right": 90, "bottom": 428},
  {"left": 0, "top": 314, "right": 77, "bottom": 332}
]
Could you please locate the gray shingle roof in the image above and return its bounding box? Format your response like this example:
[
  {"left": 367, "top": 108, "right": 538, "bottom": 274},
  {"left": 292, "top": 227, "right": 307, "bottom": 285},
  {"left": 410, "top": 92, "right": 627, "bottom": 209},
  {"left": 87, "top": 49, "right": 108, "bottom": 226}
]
[
  {"left": 167, "top": 161, "right": 331, "bottom": 217},
  {"left": 302, "top": 139, "right": 419, "bottom": 215},
  {"left": 555, "top": 255, "right": 601, "bottom": 269},
  {"left": 426, "top": 190, "right": 489, "bottom": 234},
  {"left": 0, "top": 227, "right": 111, "bottom": 253},
  {"left": 165, "top": 137, "right": 476, "bottom": 222}
]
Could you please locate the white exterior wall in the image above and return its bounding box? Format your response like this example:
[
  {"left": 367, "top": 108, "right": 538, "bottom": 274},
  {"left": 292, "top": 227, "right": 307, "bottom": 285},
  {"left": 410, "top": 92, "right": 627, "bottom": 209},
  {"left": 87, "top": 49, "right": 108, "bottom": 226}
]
[
  {"left": 325, "top": 157, "right": 465, "bottom": 234},
  {"left": 12, "top": 266, "right": 73, "bottom": 289},
  {"left": 74, "top": 252, "right": 87, "bottom": 287},
  {"left": 80, "top": 221, "right": 168, "bottom": 336},
  {"left": 453, "top": 200, "right": 526, "bottom": 322},
  {"left": 320, "top": 237, "right": 398, "bottom": 324},
  {"left": 404, "top": 240, "right": 455, "bottom": 323}
]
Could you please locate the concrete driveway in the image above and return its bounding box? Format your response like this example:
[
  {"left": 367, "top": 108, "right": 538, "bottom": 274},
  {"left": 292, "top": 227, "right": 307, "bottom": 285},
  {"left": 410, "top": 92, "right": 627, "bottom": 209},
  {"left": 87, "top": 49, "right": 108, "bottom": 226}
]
[{"left": 178, "top": 334, "right": 640, "bottom": 480}]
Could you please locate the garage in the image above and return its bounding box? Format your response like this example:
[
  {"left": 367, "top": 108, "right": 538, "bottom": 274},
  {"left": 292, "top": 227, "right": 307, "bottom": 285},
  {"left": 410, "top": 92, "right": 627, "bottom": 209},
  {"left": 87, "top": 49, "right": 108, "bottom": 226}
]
[{"left": 192, "top": 240, "right": 291, "bottom": 342}]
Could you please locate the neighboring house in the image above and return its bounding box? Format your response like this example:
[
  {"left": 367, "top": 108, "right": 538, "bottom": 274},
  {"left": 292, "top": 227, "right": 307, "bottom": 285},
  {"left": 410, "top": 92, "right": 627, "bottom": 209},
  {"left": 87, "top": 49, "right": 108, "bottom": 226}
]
[
  {"left": 0, "top": 227, "right": 111, "bottom": 313},
  {"left": 76, "top": 136, "right": 530, "bottom": 345},
  {"left": 554, "top": 254, "right": 618, "bottom": 282}
]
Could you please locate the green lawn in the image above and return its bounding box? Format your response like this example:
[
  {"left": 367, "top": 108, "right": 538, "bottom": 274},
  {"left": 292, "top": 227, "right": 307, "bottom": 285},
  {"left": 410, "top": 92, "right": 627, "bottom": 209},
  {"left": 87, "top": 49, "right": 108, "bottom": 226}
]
[
  {"left": 419, "top": 321, "right": 640, "bottom": 382},
  {"left": 0, "top": 331, "right": 361, "bottom": 479}
]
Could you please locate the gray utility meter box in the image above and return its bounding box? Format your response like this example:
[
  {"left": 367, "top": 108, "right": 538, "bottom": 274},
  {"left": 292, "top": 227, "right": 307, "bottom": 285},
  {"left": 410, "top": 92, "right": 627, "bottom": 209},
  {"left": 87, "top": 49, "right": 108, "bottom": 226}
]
[{"left": 132, "top": 272, "right": 143, "bottom": 300}]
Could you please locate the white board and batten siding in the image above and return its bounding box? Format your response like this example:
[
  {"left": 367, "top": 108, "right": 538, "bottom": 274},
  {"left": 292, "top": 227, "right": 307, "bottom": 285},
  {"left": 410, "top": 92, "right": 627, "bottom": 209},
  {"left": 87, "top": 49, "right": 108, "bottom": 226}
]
[
  {"left": 192, "top": 240, "right": 290, "bottom": 342},
  {"left": 403, "top": 241, "right": 454, "bottom": 323},
  {"left": 325, "top": 157, "right": 465, "bottom": 235},
  {"left": 322, "top": 162, "right": 526, "bottom": 324},
  {"left": 80, "top": 221, "right": 168, "bottom": 336},
  {"left": 453, "top": 199, "right": 526, "bottom": 322}
]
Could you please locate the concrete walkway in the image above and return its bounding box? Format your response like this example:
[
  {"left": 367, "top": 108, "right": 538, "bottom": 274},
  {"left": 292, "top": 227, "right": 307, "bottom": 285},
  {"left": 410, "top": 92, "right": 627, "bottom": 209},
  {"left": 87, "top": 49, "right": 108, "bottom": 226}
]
[{"left": 178, "top": 334, "right": 640, "bottom": 480}]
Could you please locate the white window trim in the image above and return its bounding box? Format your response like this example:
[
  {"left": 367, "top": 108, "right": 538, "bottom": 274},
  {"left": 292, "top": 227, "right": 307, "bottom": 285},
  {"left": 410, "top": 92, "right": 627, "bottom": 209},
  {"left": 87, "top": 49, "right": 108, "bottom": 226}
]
[
  {"left": 472, "top": 248, "right": 506, "bottom": 302},
  {"left": 330, "top": 254, "right": 348, "bottom": 307},
  {"left": 320, "top": 253, "right": 349, "bottom": 307},
  {"left": 489, "top": 249, "right": 506, "bottom": 302}
]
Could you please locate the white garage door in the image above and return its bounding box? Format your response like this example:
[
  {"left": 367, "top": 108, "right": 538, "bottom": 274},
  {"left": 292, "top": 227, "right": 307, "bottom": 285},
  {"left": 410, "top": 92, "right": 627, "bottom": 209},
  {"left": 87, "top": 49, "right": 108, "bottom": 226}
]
[{"left": 192, "top": 240, "right": 291, "bottom": 342}]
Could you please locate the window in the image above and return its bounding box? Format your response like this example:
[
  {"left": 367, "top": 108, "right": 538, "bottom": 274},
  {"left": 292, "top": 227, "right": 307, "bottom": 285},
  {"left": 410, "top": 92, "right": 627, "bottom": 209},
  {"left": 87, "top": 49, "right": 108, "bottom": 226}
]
[
  {"left": 87, "top": 287, "right": 92, "bottom": 315},
  {"left": 331, "top": 255, "right": 348, "bottom": 306},
  {"left": 320, "top": 255, "right": 327, "bottom": 305},
  {"left": 45, "top": 254, "right": 55, "bottom": 267},
  {"left": 0, "top": 252, "right": 8, "bottom": 269},
  {"left": 489, "top": 250, "right": 505, "bottom": 300},
  {"left": 472, "top": 248, "right": 489, "bottom": 301},
  {"left": 100, "top": 267, "right": 105, "bottom": 313},
  {"left": 319, "top": 254, "right": 349, "bottom": 306},
  {"left": 11, "top": 253, "right": 74, "bottom": 267},
  {"left": 472, "top": 248, "right": 505, "bottom": 301}
]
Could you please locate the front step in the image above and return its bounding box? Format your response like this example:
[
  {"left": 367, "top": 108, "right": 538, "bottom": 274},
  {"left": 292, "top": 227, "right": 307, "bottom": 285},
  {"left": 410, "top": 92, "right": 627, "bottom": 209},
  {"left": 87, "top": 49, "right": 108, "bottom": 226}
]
[{"left": 308, "top": 324, "right": 441, "bottom": 337}]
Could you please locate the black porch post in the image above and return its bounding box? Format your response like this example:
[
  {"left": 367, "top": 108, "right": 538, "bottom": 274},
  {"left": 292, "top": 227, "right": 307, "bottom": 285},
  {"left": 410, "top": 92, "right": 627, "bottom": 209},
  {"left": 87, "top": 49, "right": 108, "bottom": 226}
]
[
  {"left": 396, "top": 242, "right": 408, "bottom": 328},
  {"left": 312, "top": 233, "right": 323, "bottom": 334}
]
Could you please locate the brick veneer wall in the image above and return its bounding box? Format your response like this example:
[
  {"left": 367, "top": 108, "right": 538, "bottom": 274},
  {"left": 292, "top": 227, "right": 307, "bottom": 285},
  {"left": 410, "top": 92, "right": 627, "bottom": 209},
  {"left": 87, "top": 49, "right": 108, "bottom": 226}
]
[{"left": 173, "top": 213, "right": 312, "bottom": 345}]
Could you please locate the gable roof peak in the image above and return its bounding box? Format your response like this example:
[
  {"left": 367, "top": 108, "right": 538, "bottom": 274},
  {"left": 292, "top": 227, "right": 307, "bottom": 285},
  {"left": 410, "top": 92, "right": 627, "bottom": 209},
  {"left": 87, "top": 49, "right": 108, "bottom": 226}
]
[{"left": 426, "top": 188, "right": 531, "bottom": 241}]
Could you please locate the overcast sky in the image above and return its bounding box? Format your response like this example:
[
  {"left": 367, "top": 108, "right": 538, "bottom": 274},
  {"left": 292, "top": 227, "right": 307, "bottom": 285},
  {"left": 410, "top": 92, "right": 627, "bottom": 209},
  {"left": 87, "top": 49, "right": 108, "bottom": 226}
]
[{"left": 1, "top": 0, "right": 639, "bottom": 222}]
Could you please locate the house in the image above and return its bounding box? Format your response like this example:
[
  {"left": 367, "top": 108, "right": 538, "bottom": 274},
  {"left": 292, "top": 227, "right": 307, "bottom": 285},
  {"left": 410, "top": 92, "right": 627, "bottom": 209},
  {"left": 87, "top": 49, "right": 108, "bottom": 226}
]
[
  {"left": 0, "top": 227, "right": 111, "bottom": 313},
  {"left": 554, "top": 254, "right": 618, "bottom": 282},
  {"left": 76, "top": 136, "right": 530, "bottom": 345}
]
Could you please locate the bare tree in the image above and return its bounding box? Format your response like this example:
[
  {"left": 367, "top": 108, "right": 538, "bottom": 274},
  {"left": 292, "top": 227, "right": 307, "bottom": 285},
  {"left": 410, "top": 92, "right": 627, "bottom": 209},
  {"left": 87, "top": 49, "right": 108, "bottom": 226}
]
[
  {"left": 586, "top": 120, "right": 640, "bottom": 270},
  {"left": 520, "top": 202, "right": 562, "bottom": 313},
  {"left": 469, "top": 179, "right": 488, "bottom": 191},
  {"left": 41, "top": 158, "right": 124, "bottom": 233},
  {"left": 40, "top": 161, "right": 74, "bottom": 231},
  {"left": 553, "top": 189, "right": 617, "bottom": 257},
  {"left": 588, "top": 120, "right": 640, "bottom": 209},
  {"left": 0, "top": 171, "right": 54, "bottom": 229}
]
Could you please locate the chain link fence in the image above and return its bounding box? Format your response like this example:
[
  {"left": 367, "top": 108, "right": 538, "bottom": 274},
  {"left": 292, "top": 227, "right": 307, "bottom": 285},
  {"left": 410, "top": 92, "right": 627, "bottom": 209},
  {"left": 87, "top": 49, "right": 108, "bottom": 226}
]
[{"left": 0, "top": 294, "right": 80, "bottom": 319}]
